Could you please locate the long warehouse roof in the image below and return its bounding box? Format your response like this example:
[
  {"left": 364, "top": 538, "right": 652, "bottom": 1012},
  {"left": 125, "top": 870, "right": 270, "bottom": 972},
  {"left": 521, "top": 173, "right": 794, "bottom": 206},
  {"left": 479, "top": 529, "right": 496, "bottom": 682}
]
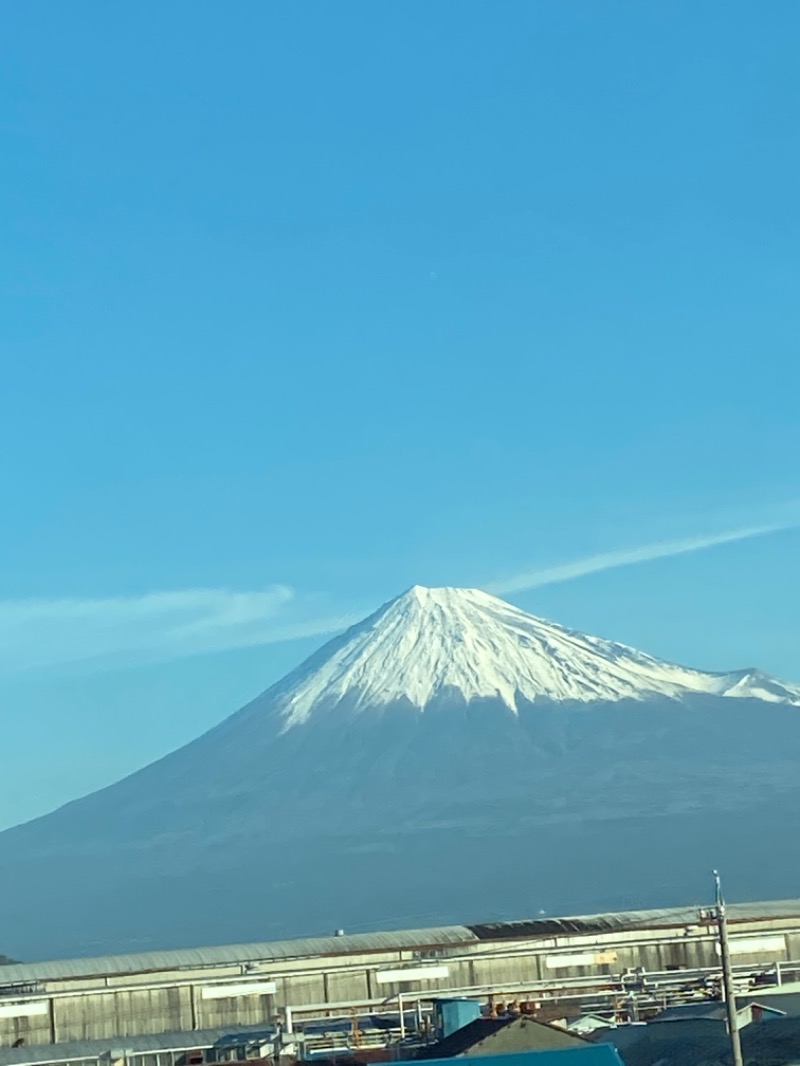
[
  {"left": 0, "top": 926, "right": 478, "bottom": 984},
  {"left": 470, "top": 898, "right": 800, "bottom": 939},
  {"left": 3, "top": 899, "right": 800, "bottom": 985}
]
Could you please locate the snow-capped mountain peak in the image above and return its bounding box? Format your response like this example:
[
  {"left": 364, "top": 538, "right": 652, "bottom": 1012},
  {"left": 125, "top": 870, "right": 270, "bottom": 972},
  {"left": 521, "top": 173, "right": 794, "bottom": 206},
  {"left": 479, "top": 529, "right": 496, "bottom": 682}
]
[
  {"left": 4, "top": 584, "right": 800, "bottom": 958},
  {"left": 263, "top": 586, "right": 800, "bottom": 729}
]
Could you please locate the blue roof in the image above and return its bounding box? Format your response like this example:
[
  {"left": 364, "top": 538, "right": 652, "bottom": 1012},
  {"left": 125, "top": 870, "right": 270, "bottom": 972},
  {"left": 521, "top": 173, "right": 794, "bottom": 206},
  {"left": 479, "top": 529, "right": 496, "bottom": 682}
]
[
  {"left": 652, "top": 999, "right": 786, "bottom": 1022},
  {"left": 0, "top": 1025, "right": 277, "bottom": 1066},
  {"left": 394, "top": 1048, "right": 624, "bottom": 1065}
]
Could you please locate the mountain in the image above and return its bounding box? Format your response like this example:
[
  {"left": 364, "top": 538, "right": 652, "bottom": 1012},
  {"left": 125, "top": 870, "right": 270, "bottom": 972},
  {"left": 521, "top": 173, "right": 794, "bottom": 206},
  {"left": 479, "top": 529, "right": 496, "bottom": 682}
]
[
  {"left": 261, "top": 586, "right": 800, "bottom": 721},
  {"left": 1, "top": 586, "right": 800, "bottom": 961}
]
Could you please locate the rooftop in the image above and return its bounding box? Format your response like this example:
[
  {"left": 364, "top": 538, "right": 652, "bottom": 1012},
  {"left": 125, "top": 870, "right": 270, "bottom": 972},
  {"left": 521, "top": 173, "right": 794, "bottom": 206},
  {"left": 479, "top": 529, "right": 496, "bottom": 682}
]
[
  {"left": 415, "top": 1016, "right": 589, "bottom": 1058},
  {"left": 0, "top": 1025, "right": 275, "bottom": 1066},
  {"left": 405, "top": 1050, "right": 623, "bottom": 1066},
  {"left": 3, "top": 898, "right": 800, "bottom": 986}
]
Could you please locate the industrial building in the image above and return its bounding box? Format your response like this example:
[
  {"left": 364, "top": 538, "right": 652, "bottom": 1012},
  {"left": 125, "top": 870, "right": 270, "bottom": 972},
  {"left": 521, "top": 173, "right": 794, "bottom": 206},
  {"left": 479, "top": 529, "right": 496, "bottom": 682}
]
[{"left": 1, "top": 899, "right": 800, "bottom": 1057}]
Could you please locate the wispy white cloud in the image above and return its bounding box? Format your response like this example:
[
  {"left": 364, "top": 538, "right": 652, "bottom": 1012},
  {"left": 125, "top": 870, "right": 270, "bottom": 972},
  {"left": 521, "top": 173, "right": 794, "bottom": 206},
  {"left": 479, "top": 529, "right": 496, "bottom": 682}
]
[
  {"left": 1, "top": 513, "right": 795, "bottom": 675},
  {"left": 0, "top": 586, "right": 356, "bottom": 672},
  {"left": 486, "top": 521, "right": 791, "bottom": 595}
]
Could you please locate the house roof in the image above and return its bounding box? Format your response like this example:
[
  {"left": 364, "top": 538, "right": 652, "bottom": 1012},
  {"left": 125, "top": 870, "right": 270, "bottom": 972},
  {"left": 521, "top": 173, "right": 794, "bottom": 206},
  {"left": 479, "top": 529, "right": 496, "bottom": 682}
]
[
  {"left": 651, "top": 998, "right": 786, "bottom": 1024},
  {"left": 598, "top": 1014, "right": 800, "bottom": 1066},
  {"left": 407, "top": 1051, "right": 624, "bottom": 1066},
  {"left": 742, "top": 990, "right": 800, "bottom": 1017},
  {"left": 415, "top": 1018, "right": 511, "bottom": 1058},
  {"left": 415, "top": 1016, "right": 590, "bottom": 1058}
]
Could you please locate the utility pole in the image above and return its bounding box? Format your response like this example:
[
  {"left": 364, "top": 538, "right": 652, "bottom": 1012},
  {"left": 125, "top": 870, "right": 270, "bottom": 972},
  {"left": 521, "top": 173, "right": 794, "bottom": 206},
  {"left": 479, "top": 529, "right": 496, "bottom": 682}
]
[{"left": 713, "top": 870, "right": 744, "bottom": 1066}]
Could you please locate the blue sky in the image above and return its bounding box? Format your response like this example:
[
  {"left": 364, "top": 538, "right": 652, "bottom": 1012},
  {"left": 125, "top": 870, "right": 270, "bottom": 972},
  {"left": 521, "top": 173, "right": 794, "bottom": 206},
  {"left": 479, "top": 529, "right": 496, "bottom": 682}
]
[{"left": 1, "top": 1, "right": 799, "bottom": 829}]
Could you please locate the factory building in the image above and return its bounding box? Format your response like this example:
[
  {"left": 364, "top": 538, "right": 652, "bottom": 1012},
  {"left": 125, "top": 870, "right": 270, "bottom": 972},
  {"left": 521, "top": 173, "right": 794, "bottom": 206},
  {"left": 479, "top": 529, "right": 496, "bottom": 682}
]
[{"left": 1, "top": 900, "right": 799, "bottom": 1054}]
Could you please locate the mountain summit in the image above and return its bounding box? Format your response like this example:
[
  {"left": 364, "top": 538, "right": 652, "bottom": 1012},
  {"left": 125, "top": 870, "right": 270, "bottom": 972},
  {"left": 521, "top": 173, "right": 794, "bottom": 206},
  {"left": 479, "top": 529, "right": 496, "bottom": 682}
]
[{"left": 262, "top": 585, "right": 800, "bottom": 728}]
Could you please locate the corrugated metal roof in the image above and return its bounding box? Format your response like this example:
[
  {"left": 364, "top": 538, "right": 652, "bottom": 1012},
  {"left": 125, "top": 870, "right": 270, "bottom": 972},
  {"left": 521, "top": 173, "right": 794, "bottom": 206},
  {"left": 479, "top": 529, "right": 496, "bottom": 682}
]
[
  {"left": 0, "top": 1024, "right": 276, "bottom": 1066},
  {"left": 0, "top": 926, "right": 477, "bottom": 985},
  {"left": 469, "top": 898, "right": 800, "bottom": 940}
]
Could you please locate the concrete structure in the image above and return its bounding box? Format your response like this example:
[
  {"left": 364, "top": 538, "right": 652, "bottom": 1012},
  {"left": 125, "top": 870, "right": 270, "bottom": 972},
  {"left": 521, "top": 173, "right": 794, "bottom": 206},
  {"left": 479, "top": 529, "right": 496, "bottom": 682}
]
[{"left": 2, "top": 899, "right": 800, "bottom": 1052}]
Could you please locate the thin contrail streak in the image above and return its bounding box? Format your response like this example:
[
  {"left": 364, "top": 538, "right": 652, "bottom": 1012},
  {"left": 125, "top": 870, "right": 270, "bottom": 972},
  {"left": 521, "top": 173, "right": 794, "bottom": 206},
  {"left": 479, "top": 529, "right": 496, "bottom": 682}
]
[
  {"left": 486, "top": 522, "right": 789, "bottom": 596},
  {"left": 0, "top": 517, "right": 794, "bottom": 673}
]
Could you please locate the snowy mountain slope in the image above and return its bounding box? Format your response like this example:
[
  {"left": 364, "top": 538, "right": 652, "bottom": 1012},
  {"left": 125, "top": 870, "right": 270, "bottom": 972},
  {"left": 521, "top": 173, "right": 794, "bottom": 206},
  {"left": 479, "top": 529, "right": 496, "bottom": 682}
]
[
  {"left": 1, "top": 584, "right": 799, "bottom": 959},
  {"left": 257, "top": 586, "right": 800, "bottom": 728}
]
